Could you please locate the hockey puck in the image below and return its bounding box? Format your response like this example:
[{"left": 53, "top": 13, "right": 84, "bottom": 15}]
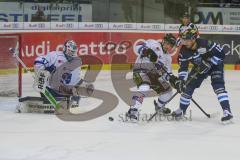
[{"left": 108, "top": 117, "right": 114, "bottom": 121}]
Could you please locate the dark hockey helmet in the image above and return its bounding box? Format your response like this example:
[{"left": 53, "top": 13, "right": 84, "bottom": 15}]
[
  {"left": 163, "top": 33, "right": 177, "bottom": 47},
  {"left": 182, "top": 12, "right": 190, "bottom": 18},
  {"left": 180, "top": 29, "right": 198, "bottom": 40}
]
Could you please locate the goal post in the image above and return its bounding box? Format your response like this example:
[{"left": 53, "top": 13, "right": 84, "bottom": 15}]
[{"left": 0, "top": 34, "right": 22, "bottom": 97}]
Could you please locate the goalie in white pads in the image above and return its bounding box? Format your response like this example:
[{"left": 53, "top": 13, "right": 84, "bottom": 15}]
[
  {"left": 126, "top": 34, "right": 177, "bottom": 121},
  {"left": 31, "top": 40, "right": 93, "bottom": 111}
]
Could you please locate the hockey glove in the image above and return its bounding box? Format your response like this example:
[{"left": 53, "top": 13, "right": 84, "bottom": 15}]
[
  {"left": 141, "top": 47, "right": 158, "bottom": 62},
  {"left": 155, "top": 60, "right": 169, "bottom": 79},
  {"left": 45, "top": 64, "right": 56, "bottom": 73},
  {"left": 169, "top": 76, "right": 185, "bottom": 93},
  {"left": 155, "top": 60, "right": 164, "bottom": 70},
  {"left": 197, "top": 60, "right": 212, "bottom": 74},
  {"left": 175, "top": 79, "right": 185, "bottom": 93}
]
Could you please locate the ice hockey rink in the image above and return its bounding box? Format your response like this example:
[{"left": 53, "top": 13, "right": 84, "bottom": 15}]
[{"left": 0, "top": 69, "right": 239, "bottom": 160}]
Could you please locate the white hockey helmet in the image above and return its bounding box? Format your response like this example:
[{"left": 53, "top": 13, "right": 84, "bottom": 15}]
[{"left": 63, "top": 40, "right": 78, "bottom": 61}]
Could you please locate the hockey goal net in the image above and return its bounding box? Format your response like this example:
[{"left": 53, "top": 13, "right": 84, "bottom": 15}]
[{"left": 0, "top": 34, "right": 22, "bottom": 97}]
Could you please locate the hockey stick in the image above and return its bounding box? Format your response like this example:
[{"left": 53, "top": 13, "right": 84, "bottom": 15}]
[
  {"left": 170, "top": 68, "right": 211, "bottom": 118},
  {"left": 191, "top": 98, "right": 210, "bottom": 118},
  {"left": 147, "top": 64, "right": 183, "bottom": 122},
  {"left": 147, "top": 71, "right": 197, "bottom": 122},
  {"left": 173, "top": 69, "right": 211, "bottom": 118},
  {"left": 178, "top": 68, "right": 211, "bottom": 118},
  {"left": 148, "top": 65, "right": 210, "bottom": 121},
  {"left": 147, "top": 91, "right": 178, "bottom": 122},
  {"left": 9, "top": 48, "right": 61, "bottom": 110}
]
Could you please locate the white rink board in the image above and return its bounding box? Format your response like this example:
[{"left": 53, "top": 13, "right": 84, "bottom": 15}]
[
  {"left": 1, "top": 22, "right": 240, "bottom": 33},
  {"left": 0, "top": 70, "right": 240, "bottom": 160}
]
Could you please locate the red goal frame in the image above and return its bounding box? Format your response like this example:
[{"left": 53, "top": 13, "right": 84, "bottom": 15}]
[{"left": 0, "top": 33, "right": 22, "bottom": 97}]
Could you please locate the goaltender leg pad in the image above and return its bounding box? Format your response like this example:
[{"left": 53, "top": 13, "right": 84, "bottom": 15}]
[
  {"left": 17, "top": 96, "right": 55, "bottom": 113},
  {"left": 40, "top": 87, "right": 70, "bottom": 104},
  {"left": 17, "top": 96, "right": 69, "bottom": 113}
]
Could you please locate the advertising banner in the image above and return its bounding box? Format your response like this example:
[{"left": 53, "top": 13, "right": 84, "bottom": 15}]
[
  {"left": 195, "top": 7, "right": 240, "bottom": 25},
  {"left": 201, "top": 34, "right": 240, "bottom": 64},
  {"left": 20, "top": 32, "right": 174, "bottom": 67},
  {"left": 0, "top": 2, "right": 92, "bottom": 22},
  {"left": 19, "top": 32, "right": 240, "bottom": 67}
]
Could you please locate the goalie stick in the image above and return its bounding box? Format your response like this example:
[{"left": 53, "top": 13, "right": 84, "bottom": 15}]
[{"left": 9, "top": 47, "right": 61, "bottom": 110}]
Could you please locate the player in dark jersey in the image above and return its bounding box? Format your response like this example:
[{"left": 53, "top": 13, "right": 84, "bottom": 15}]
[
  {"left": 170, "top": 29, "right": 233, "bottom": 122},
  {"left": 177, "top": 12, "right": 199, "bottom": 46}
]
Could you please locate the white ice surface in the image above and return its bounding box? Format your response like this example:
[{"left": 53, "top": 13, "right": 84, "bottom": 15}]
[{"left": 0, "top": 70, "right": 239, "bottom": 160}]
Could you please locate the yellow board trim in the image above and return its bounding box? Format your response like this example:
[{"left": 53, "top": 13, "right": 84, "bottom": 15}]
[
  {"left": 224, "top": 64, "right": 235, "bottom": 70},
  {"left": 0, "top": 68, "right": 18, "bottom": 75},
  {"left": 0, "top": 64, "right": 238, "bottom": 75}
]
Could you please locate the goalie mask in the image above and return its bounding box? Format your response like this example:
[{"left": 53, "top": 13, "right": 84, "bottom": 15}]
[{"left": 63, "top": 40, "right": 78, "bottom": 62}]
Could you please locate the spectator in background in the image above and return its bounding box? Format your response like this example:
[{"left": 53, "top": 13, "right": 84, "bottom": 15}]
[
  {"left": 31, "top": 7, "right": 48, "bottom": 22},
  {"left": 231, "top": 0, "right": 240, "bottom": 3},
  {"left": 177, "top": 12, "right": 199, "bottom": 47},
  {"left": 230, "top": 0, "right": 240, "bottom": 7},
  {"left": 121, "top": 0, "right": 134, "bottom": 22},
  {"left": 219, "top": 0, "right": 231, "bottom": 7}
]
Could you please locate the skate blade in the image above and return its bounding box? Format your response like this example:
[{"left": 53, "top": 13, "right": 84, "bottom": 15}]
[
  {"left": 124, "top": 119, "right": 138, "bottom": 123},
  {"left": 155, "top": 110, "right": 172, "bottom": 116},
  {"left": 70, "top": 105, "right": 79, "bottom": 108},
  {"left": 162, "top": 112, "right": 172, "bottom": 116},
  {"left": 209, "top": 112, "right": 220, "bottom": 118},
  {"left": 221, "top": 119, "right": 234, "bottom": 125}
]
